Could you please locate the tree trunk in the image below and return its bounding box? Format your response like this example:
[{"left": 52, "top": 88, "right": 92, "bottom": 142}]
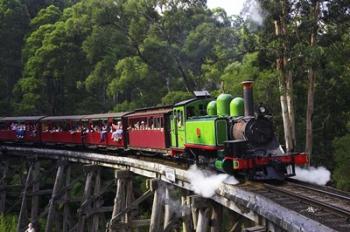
[
  {"left": 306, "top": 69, "right": 316, "bottom": 156},
  {"left": 274, "top": 0, "right": 295, "bottom": 152},
  {"left": 305, "top": 1, "right": 320, "bottom": 161},
  {"left": 286, "top": 70, "right": 296, "bottom": 149}
]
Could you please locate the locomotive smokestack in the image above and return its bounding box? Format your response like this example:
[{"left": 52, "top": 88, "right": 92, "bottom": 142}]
[{"left": 242, "top": 81, "right": 254, "bottom": 117}]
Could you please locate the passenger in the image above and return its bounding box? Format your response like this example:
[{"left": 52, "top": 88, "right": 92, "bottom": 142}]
[
  {"left": 134, "top": 122, "right": 140, "bottom": 130},
  {"left": 89, "top": 124, "right": 95, "bottom": 132},
  {"left": 10, "top": 122, "right": 17, "bottom": 131},
  {"left": 111, "top": 121, "right": 123, "bottom": 141},
  {"left": 50, "top": 126, "right": 57, "bottom": 133},
  {"left": 100, "top": 124, "right": 108, "bottom": 142},
  {"left": 31, "top": 124, "right": 37, "bottom": 137},
  {"left": 140, "top": 121, "right": 145, "bottom": 130},
  {"left": 15, "top": 124, "right": 20, "bottom": 138},
  {"left": 17, "top": 124, "right": 25, "bottom": 139},
  {"left": 25, "top": 223, "right": 35, "bottom": 232},
  {"left": 69, "top": 126, "right": 76, "bottom": 134}
]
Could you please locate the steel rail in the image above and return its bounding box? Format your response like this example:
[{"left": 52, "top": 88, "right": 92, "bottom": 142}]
[
  {"left": 264, "top": 183, "right": 350, "bottom": 218},
  {"left": 286, "top": 181, "right": 350, "bottom": 202}
]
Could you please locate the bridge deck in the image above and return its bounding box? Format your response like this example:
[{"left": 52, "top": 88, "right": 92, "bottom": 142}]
[{"left": 0, "top": 145, "right": 335, "bottom": 232}]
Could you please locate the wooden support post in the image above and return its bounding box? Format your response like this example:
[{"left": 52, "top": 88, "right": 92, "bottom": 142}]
[
  {"left": 92, "top": 168, "right": 102, "bottom": 232},
  {"left": 265, "top": 221, "right": 282, "bottom": 232},
  {"left": 181, "top": 195, "right": 193, "bottom": 232},
  {"left": 210, "top": 202, "right": 223, "bottom": 232},
  {"left": 109, "top": 189, "right": 153, "bottom": 227},
  {"left": 149, "top": 179, "right": 164, "bottom": 232},
  {"left": 191, "top": 195, "right": 210, "bottom": 232},
  {"left": 45, "top": 162, "right": 65, "bottom": 232},
  {"left": 163, "top": 185, "right": 171, "bottom": 230},
  {"left": 31, "top": 161, "right": 40, "bottom": 230},
  {"left": 125, "top": 174, "right": 133, "bottom": 224},
  {"left": 77, "top": 166, "right": 95, "bottom": 232},
  {"left": 191, "top": 203, "right": 198, "bottom": 230},
  {"left": 63, "top": 165, "right": 71, "bottom": 232},
  {"left": 229, "top": 214, "right": 244, "bottom": 232},
  {"left": 197, "top": 208, "right": 211, "bottom": 232},
  {"left": 109, "top": 170, "right": 132, "bottom": 232},
  {"left": 0, "top": 160, "right": 8, "bottom": 214},
  {"left": 17, "top": 162, "right": 33, "bottom": 232}
]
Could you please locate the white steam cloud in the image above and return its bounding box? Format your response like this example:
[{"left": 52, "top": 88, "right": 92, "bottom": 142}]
[
  {"left": 186, "top": 165, "right": 239, "bottom": 198},
  {"left": 292, "top": 166, "right": 331, "bottom": 186},
  {"left": 243, "top": 0, "right": 265, "bottom": 26}
]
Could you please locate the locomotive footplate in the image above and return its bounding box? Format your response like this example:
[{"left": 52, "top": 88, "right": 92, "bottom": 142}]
[{"left": 227, "top": 152, "right": 309, "bottom": 180}]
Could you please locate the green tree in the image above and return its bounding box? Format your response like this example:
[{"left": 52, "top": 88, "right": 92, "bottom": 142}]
[
  {"left": 333, "top": 132, "right": 350, "bottom": 191},
  {"left": 0, "top": 0, "right": 30, "bottom": 115},
  {"left": 15, "top": 2, "right": 93, "bottom": 115}
]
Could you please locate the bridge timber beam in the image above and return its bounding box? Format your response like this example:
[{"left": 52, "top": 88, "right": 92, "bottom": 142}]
[
  {"left": 1, "top": 146, "right": 336, "bottom": 232},
  {"left": 0, "top": 160, "right": 8, "bottom": 214}
]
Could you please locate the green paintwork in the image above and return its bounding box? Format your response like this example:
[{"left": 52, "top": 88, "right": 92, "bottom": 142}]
[
  {"left": 171, "top": 106, "right": 186, "bottom": 148},
  {"left": 207, "top": 100, "right": 217, "bottom": 116},
  {"left": 230, "top": 97, "right": 244, "bottom": 117},
  {"left": 170, "top": 98, "right": 212, "bottom": 148},
  {"left": 217, "top": 93, "right": 233, "bottom": 116},
  {"left": 216, "top": 119, "right": 228, "bottom": 145},
  {"left": 215, "top": 158, "right": 234, "bottom": 174},
  {"left": 185, "top": 117, "right": 228, "bottom": 146},
  {"left": 215, "top": 159, "right": 224, "bottom": 170}
]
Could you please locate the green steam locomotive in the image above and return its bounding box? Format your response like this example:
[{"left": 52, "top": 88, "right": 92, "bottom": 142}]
[{"left": 169, "top": 81, "right": 308, "bottom": 180}]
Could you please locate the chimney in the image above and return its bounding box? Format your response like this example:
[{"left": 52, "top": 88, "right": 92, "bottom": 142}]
[{"left": 242, "top": 81, "right": 254, "bottom": 117}]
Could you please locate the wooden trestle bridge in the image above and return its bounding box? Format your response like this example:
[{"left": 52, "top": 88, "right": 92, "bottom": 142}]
[{"left": 0, "top": 146, "right": 348, "bottom": 232}]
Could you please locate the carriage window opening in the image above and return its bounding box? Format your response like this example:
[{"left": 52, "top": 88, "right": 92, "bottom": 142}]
[
  {"left": 176, "top": 111, "right": 179, "bottom": 126},
  {"left": 187, "top": 106, "right": 195, "bottom": 118},
  {"left": 154, "top": 117, "right": 162, "bottom": 129},
  {"left": 153, "top": 117, "right": 157, "bottom": 129},
  {"left": 177, "top": 110, "right": 183, "bottom": 127},
  {"left": 199, "top": 104, "right": 206, "bottom": 115},
  {"left": 0, "top": 123, "right": 6, "bottom": 130},
  {"left": 148, "top": 117, "right": 154, "bottom": 129}
]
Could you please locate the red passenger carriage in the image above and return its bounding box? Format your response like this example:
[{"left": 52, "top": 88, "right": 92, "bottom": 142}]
[
  {"left": 126, "top": 107, "right": 172, "bottom": 152},
  {"left": 0, "top": 116, "right": 45, "bottom": 143},
  {"left": 82, "top": 112, "right": 128, "bottom": 148},
  {"left": 40, "top": 115, "right": 86, "bottom": 145}
]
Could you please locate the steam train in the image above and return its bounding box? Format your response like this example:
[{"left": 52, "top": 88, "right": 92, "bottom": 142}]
[{"left": 0, "top": 81, "right": 308, "bottom": 180}]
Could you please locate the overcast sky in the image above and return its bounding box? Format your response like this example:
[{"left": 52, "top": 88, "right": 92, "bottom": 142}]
[{"left": 207, "top": 0, "right": 246, "bottom": 16}]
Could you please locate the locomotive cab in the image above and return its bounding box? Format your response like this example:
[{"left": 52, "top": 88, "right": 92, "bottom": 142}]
[{"left": 170, "top": 93, "right": 212, "bottom": 150}]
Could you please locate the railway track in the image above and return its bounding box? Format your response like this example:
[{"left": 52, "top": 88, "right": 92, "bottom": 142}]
[
  {"left": 125, "top": 152, "right": 350, "bottom": 231},
  {"left": 243, "top": 181, "right": 350, "bottom": 231},
  {"left": 3, "top": 144, "right": 350, "bottom": 231}
]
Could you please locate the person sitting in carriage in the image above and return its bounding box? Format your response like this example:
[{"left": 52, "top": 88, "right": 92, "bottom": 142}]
[
  {"left": 100, "top": 123, "right": 108, "bottom": 142},
  {"left": 111, "top": 121, "right": 123, "bottom": 142}
]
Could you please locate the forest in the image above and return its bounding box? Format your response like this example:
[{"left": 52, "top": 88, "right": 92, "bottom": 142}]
[{"left": 0, "top": 0, "right": 349, "bottom": 190}]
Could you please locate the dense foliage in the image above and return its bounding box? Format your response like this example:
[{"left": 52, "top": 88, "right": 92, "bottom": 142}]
[
  {"left": 0, "top": 214, "right": 17, "bottom": 231},
  {"left": 0, "top": 0, "right": 350, "bottom": 188}
]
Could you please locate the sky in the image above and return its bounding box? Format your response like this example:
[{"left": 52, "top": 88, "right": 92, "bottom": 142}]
[{"left": 207, "top": 0, "right": 246, "bottom": 16}]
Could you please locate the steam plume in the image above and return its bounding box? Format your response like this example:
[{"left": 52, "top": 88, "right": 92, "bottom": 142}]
[
  {"left": 242, "top": 0, "right": 265, "bottom": 26},
  {"left": 186, "top": 165, "right": 239, "bottom": 198},
  {"left": 292, "top": 166, "right": 331, "bottom": 186}
]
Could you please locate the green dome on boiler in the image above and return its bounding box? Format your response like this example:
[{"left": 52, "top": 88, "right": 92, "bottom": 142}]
[
  {"left": 230, "top": 97, "right": 244, "bottom": 117},
  {"left": 217, "top": 93, "right": 233, "bottom": 116},
  {"left": 207, "top": 101, "right": 217, "bottom": 116}
]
